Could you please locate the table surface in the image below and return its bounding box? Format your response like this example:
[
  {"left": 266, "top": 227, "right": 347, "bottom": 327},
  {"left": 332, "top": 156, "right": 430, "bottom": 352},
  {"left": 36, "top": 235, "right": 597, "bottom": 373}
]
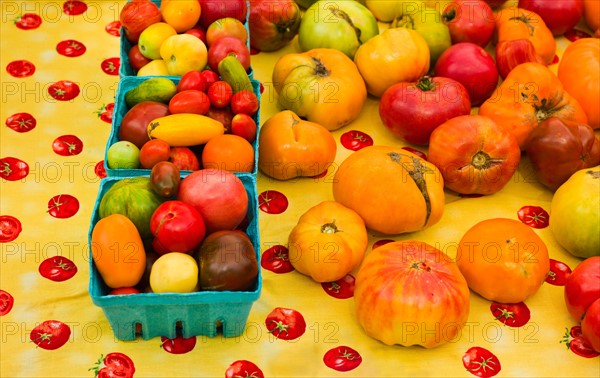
[{"left": 1, "top": 1, "right": 599, "bottom": 377}]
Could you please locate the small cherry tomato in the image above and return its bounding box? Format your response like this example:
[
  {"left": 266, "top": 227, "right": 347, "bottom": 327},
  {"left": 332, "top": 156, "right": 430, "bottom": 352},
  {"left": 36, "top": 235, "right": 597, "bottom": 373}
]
[
  {"left": 230, "top": 89, "right": 259, "bottom": 116},
  {"left": 208, "top": 81, "right": 233, "bottom": 108},
  {"left": 231, "top": 113, "right": 257, "bottom": 143},
  {"left": 63, "top": 0, "right": 87, "bottom": 15},
  {"left": 321, "top": 274, "right": 355, "bottom": 299},
  {"left": 177, "top": 70, "right": 207, "bottom": 92},
  {"left": 0, "top": 215, "right": 22, "bottom": 242},
  {"left": 105, "top": 21, "right": 121, "bottom": 36},
  {"left": 140, "top": 139, "right": 171, "bottom": 169},
  {"left": 0, "top": 290, "right": 14, "bottom": 316},
  {"left": 101, "top": 57, "right": 120, "bottom": 75},
  {"left": 545, "top": 259, "right": 572, "bottom": 286},
  {"left": 48, "top": 80, "right": 80, "bottom": 101},
  {"left": 225, "top": 360, "right": 264, "bottom": 378}
]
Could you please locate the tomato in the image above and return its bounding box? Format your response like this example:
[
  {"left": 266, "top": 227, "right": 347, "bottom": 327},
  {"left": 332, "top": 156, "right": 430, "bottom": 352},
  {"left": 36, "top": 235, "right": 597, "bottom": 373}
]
[
  {"left": 333, "top": 146, "right": 445, "bottom": 235},
  {"left": 168, "top": 90, "right": 210, "bottom": 115},
  {"left": 230, "top": 90, "right": 259, "bottom": 116},
  {"left": 97, "top": 103, "right": 114, "bottom": 124},
  {"left": 119, "top": 101, "right": 170, "bottom": 149},
  {"left": 495, "top": 39, "right": 544, "bottom": 80},
  {"left": 546, "top": 259, "right": 572, "bottom": 286},
  {"left": 160, "top": 335, "right": 197, "bottom": 354},
  {"left": 149, "top": 161, "right": 181, "bottom": 198},
  {"left": 56, "top": 39, "right": 86, "bottom": 57},
  {"left": 340, "top": 130, "right": 373, "bottom": 151},
  {"left": 48, "top": 80, "right": 80, "bottom": 101},
  {"left": 582, "top": 298, "right": 600, "bottom": 353},
  {"left": 52, "top": 134, "right": 83, "bottom": 156},
  {"left": 379, "top": 76, "right": 471, "bottom": 145},
  {"left": 564, "top": 257, "right": 600, "bottom": 322},
  {"left": 160, "top": 0, "right": 201, "bottom": 33},
  {"left": 490, "top": 302, "right": 531, "bottom": 327},
  {"left": 442, "top": 0, "right": 495, "bottom": 47},
  {"left": 261, "top": 245, "right": 294, "bottom": 274},
  {"left": 185, "top": 27, "right": 207, "bottom": 43},
  {"left": 321, "top": 274, "right": 355, "bottom": 299},
  {"left": 402, "top": 146, "right": 427, "bottom": 160},
  {"left": 139, "top": 139, "right": 170, "bottom": 169},
  {"left": 94, "top": 161, "right": 107, "bottom": 179},
  {"left": 200, "top": 70, "right": 219, "bottom": 89},
  {"left": 6, "top": 59, "right": 35, "bottom": 78},
  {"left": 38, "top": 256, "right": 78, "bottom": 282},
  {"left": 519, "top": 0, "right": 584, "bottom": 36},
  {"left": 0, "top": 290, "right": 14, "bottom": 316},
  {"left": 265, "top": 307, "right": 306, "bottom": 340},
  {"left": 63, "top": 0, "right": 87, "bottom": 15},
  {"left": 0, "top": 215, "right": 22, "bottom": 243},
  {"left": 197, "top": 230, "right": 258, "bottom": 291},
  {"left": 30, "top": 320, "right": 71, "bottom": 350},
  {"left": 517, "top": 205, "right": 550, "bottom": 229},
  {"left": 109, "top": 287, "right": 140, "bottom": 295},
  {"left": 101, "top": 57, "right": 120, "bottom": 75},
  {"left": 457, "top": 218, "right": 550, "bottom": 303},
  {"left": 372, "top": 239, "right": 394, "bottom": 250},
  {"left": 355, "top": 240, "right": 470, "bottom": 347},
  {"left": 225, "top": 360, "right": 264, "bottom": 378},
  {"left": 1, "top": 157, "right": 29, "bottom": 181},
  {"left": 5, "top": 112, "right": 36, "bottom": 132},
  {"left": 127, "top": 45, "right": 151, "bottom": 73},
  {"left": 258, "top": 110, "right": 337, "bottom": 180},
  {"left": 462, "top": 347, "right": 501, "bottom": 377},
  {"left": 90, "top": 352, "right": 136, "bottom": 378},
  {"left": 47, "top": 194, "right": 79, "bottom": 219},
  {"left": 288, "top": 201, "right": 368, "bottom": 283},
  {"left": 14, "top": 13, "right": 42, "bottom": 30},
  {"left": 248, "top": 0, "right": 301, "bottom": 52},
  {"left": 169, "top": 147, "right": 200, "bottom": 171},
  {"left": 177, "top": 70, "right": 208, "bottom": 93},
  {"left": 583, "top": 0, "right": 600, "bottom": 33},
  {"left": 561, "top": 326, "right": 600, "bottom": 358},
  {"left": 160, "top": 33, "right": 208, "bottom": 76},
  {"left": 105, "top": 21, "right": 121, "bottom": 37},
  {"left": 231, "top": 113, "right": 257, "bottom": 143},
  {"left": 120, "top": 0, "right": 163, "bottom": 43},
  {"left": 207, "top": 81, "right": 233, "bottom": 108},
  {"left": 323, "top": 346, "right": 362, "bottom": 372},
  {"left": 258, "top": 190, "right": 288, "bottom": 214},
  {"left": 150, "top": 200, "right": 205, "bottom": 254},
  {"left": 207, "top": 36, "right": 250, "bottom": 73}
]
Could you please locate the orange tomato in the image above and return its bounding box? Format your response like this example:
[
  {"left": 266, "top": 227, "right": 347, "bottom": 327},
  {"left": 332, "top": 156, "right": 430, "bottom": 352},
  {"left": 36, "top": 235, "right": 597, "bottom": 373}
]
[
  {"left": 160, "top": 0, "right": 201, "bottom": 33},
  {"left": 91, "top": 214, "right": 147, "bottom": 289},
  {"left": 558, "top": 38, "right": 600, "bottom": 129},
  {"left": 201, "top": 134, "right": 255, "bottom": 173},
  {"left": 456, "top": 218, "right": 550, "bottom": 303},
  {"left": 584, "top": 0, "right": 600, "bottom": 33}
]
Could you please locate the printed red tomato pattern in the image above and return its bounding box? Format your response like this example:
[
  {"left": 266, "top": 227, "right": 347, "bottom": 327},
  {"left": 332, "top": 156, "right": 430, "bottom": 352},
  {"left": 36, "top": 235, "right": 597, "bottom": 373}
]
[
  {"left": 160, "top": 336, "right": 197, "bottom": 354},
  {"left": 561, "top": 325, "right": 600, "bottom": 358},
  {"left": 545, "top": 259, "right": 572, "bottom": 286},
  {"left": 225, "top": 360, "right": 264, "bottom": 378},
  {"left": 258, "top": 190, "right": 288, "bottom": 214},
  {"left": 56, "top": 39, "right": 86, "bottom": 57},
  {"left": 340, "top": 130, "right": 373, "bottom": 151},
  {"left": 47, "top": 194, "right": 80, "bottom": 219},
  {"left": 1, "top": 157, "right": 29, "bottom": 181},
  {"left": 105, "top": 21, "right": 121, "bottom": 36},
  {"left": 490, "top": 302, "right": 530, "bottom": 327},
  {"left": 52, "top": 135, "right": 83, "bottom": 156},
  {"left": 14, "top": 13, "right": 42, "bottom": 30},
  {"left": 265, "top": 307, "right": 306, "bottom": 341},
  {"left": 90, "top": 352, "right": 136, "bottom": 378},
  {"left": 5, "top": 112, "right": 36, "bottom": 133},
  {"left": 97, "top": 103, "right": 115, "bottom": 124},
  {"left": 101, "top": 58, "right": 120, "bottom": 75},
  {"left": 0, "top": 290, "right": 15, "bottom": 316},
  {"left": 95, "top": 161, "right": 107, "bottom": 178},
  {"left": 38, "top": 256, "right": 78, "bottom": 282},
  {"left": 0, "top": 215, "right": 22, "bottom": 242},
  {"left": 517, "top": 205, "right": 549, "bottom": 229},
  {"left": 321, "top": 274, "right": 355, "bottom": 299},
  {"left": 30, "top": 320, "right": 71, "bottom": 350},
  {"left": 63, "top": 0, "right": 87, "bottom": 15},
  {"left": 6, "top": 60, "right": 35, "bottom": 78},
  {"left": 261, "top": 245, "right": 294, "bottom": 274},
  {"left": 323, "top": 346, "right": 362, "bottom": 372},
  {"left": 48, "top": 80, "right": 80, "bottom": 101},
  {"left": 462, "top": 347, "right": 501, "bottom": 377}
]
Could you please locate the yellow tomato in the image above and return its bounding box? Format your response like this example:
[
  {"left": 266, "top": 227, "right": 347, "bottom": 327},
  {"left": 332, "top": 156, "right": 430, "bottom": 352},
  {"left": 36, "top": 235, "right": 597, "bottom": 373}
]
[
  {"left": 137, "top": 59, "right": 169, "bottom": 76},
  {"left": 160, "top": 34, "right": 208, "bottom": 76},
  {"left": 161, "top": 0, "right": 202, "bottom": 33},
  {"left": 138, "top": 22, "right": 177, "bottom": 60},
  {"left": 150, "top": 252, "right": 199, "bottom": 293}
]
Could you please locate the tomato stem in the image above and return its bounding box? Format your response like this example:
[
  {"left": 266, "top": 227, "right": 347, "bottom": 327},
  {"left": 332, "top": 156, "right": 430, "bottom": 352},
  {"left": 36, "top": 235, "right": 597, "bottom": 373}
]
[
  {"left": 509, "top": 12, "right": 535, "bottom": 36},
  {"left": 311, "top": 57, "right": 330, "bottom": 77},
  {"left": 415, "top": 76, "right": 437, "bottom": 92},
  {"left": 411, "top": 261, "right": 431, "bottom": 272},
  {"left": 321, "top": 220, "right": 340, "bottom": 234}
]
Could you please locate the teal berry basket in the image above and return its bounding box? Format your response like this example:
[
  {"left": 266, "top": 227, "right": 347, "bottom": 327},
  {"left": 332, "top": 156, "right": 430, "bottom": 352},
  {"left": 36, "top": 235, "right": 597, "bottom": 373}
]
[
  {"left": 104, "top": 75, "right": 261, "bottom": 178},
  {"left": 87, "top": 173, "right": 261, "bottom": 341},
  {"left": 118, "top": 0, "right": 253, "bottom": 79}
]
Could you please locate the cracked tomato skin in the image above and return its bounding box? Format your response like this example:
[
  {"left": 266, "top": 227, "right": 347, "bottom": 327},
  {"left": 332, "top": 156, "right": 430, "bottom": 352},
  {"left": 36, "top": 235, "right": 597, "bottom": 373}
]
[
  {"left": 323, "top": 346, "right": 362, "bottom": 372},
  {"left": 463, "top": 347, "right": 501, "bottom": 377},
  {"left": 38, "top": 256, "right": 78, "bottom": 282},
  {"left": 30, "top": 320, "right": 71, "bottom": 350},
  {"left": 265, "top": 307, "right": 306, "bottom": 340},
  {"left": 0, "top": 215, "right": 22, "bottom": 242},
  {"left": 225, "top": 360, "right": 264, "bottom": 378}
]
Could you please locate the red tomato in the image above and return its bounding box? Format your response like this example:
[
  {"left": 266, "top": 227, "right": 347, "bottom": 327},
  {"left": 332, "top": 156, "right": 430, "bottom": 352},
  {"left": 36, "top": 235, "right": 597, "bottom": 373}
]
[
  {"left": 109, "top": 287, "right": 140, "bottom": 295},
  {"left": 177, "top": 70, "right": 208, "bottom": 93},
  {"left": 6, "top": 60, "right": 35, "bottom": 78},
  {"left": 564, "top": 257, "right": 600, "bottom": 322},
  {"left": 561, "top": 325, "right": 600, "bottom": 358},
  {"left": 258, "top": 190, "right": 288, "bottom": 214},
  {"left": 442, "top": 0, "right": 495, "bottom": 47},
  {"left": 519, "top": 0, "right": 584, "bottom": 36},
  {"left": 38, "top": 256, "right": 78, "bottom": 282},
  {"left": 260, "top": 245, "right": 295, "bottom": 274},
  {"left": 0, "top": 290, "right": 14, "bottom": 316},
  {"left": 47, "top": 194, "right": 80, "bottom": 219},
  {"left": 372, "top": 239, "right": 394, "bottom": 250},
  {"left": 1, "top": 157, "right": 29, "bottom": 181},
  {"left": 230, "top": 90, "right": 259, "bottom": 116},
  {"left": 546, "top": 259, "right": 572, "bottom": 286},
  {"left": 462, "top": 347, "right": 501, "bottom": 377},
  {"left": 90, "top": 352, "right": 136, "bottom": 378},
  {"left": 401, "top": 146, "right": 427, "bottom": 160},
  {"left": 208, "top": 81, "right": 233, "bottom": 108},
  {"left": 63, "top": 0, "right": 87, "bottom": 15},
  {"left": 517, "top": 205, "right": 550, "bottom": 229},
  {"left": 150, "top": 200, "right": 206, "bottom": 254},
  {"left": 169, "top": 147, "right": 200, "bottom": 171},
  {"left": 225, "top": 360, "right": 264, "bottom": 378},
  {"left": 321, "top": 274, "right": 355, "bottom": 299},
  {"left": 15, "top": 13, "right": 42, "bottom": 30},
  {"left": 127, "top": 45, "right": 151, "bottom": 72},
  {"left": 265, "top": 307, "right": 306, "bottom": 340},
  {"left": 140, "top": 139, "right": 171, "bottom": 169},
  {"left": 582, "top": 298, "right": 600, "bottom": 352},
  {"left": 120, "top": 101, "right": 169, "bottom": 149},
  {"left": 0, "top": 215, "right": 22, "bottom": 242},
  {"left": 185, "top": 27, "right": 207, "bottom": 44},
  {"left": 48, "top": 80, "right": 80, "bottom": 101},
  {"left": 323, "top": 346, "right": 362, "bottom": 372},
  {"left": 30, "top": 320, "right": 71, "bottom": 350},
  {"left": 160, "top": 335, "right": 197, "bottom": 354},
  {"left": 5, "top": 112, "right": 36, "bottom": 132},
  {"left": 169, "top": 90, "right": 210, "bottom": 115},
  {"left": 340, "top": 130, "right": 373, "bottom": 151},
  {"left": 564, "top": 29, "right": 592, "bottom": 42},
  {"left": 207, "top": 36, "right": 251, "bottom": 72},
  {"left": 56, "top": 39, "right": 86, "bottom": 57},
  {"left": 52, "top": 135, "right": 83, "bottom": 156},
  {"left": 490, "top": 302, "right": 530, "bottom": 327},
  {"left": 105, "top": 21, "right": 121, "bottom": 36},
  {"left": 200, "top": 70, "right": 219, "bottom": 88},
  {"left": 95, "top": 161, "right": 107, "bottom": 179},
  {"left": 101, "top": 57, "right": 120, "bottom": 75},
  {"left": 231, "top": 113, "right": 257, "bottom": 143},
  {"left": 97, "top": 103, "right": 114, "bottom": 124}
]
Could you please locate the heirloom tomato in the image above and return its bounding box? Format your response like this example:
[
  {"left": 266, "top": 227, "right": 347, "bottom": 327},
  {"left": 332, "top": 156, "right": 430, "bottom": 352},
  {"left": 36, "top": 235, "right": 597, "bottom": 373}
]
[
  {"left": 442, "top": 0, "right": 495, "bottom": 48},
  {"left": 526, "top": 117, "right": 600, "bottom": 191},
  {"left": 456, "top": 218, "right": 550, "bottom": 303},
  {"left": 160, "top": 34, "right": 208, "bottom": 76},
  {"left": 495, "top": 7, "right": 555, "bottom": 65},
  {"left": 354, "top": 240, "right": 470, "bottom": 348},
  {"left": 139, "top": 139, "right": 171, "bottom": 169},
  {"left": 258, "top": 110, "right": 336, "bottom": 180},
  {"left": 354, "top": 28, "right": 430, "bottom": 98},
  {"left": 248, "top": 0, "right": 301, "bottom": 52},
  {"left": 479, "top": 62, "right": 588, "bottom": 150},
  {"left": 150, "top": 200, "right": 205, "bottom": 254},
  {"left": 199, "top": 0, "right": 247, "bottom": 29},
  {"left": 160, "top": 0, "right": 201, "bottom": 33},
  {"left": 119, "top": 0, "right": 162, "bottom": 43},
  {"left": 584, "top": 0, "right": 600, "bottom": 33},
  {"left": 519, "top": 0, "right": 583, "bottom": 36},
  {"left": 564, "top": 257, "right": 600, "bottom": 322},
  {"left": 150, "top": 161, "right": 181, "bottom": 198},
  {"left": 332, "top": 145, "right": 444, "bottom": 235},
  {"left": 582, "top": 299, "right": 600, "bottom": 353},
  {"left": 558, "top": 38, "right": 600, "bottom": 129},
  {"left": 150, "top": 252, "right": 199, "bottom": 293},
  {"left": 428, "top": 115, "right": 521, "bottom": 195},
  {"left": 287, "top": 201, "right": 368, "bottom": 283},
  {"left": 272, "top": 48, "right": 367, "bottom": 131},
  {"left": 119, "top": 101, "right": 170, "bottom": 149}
]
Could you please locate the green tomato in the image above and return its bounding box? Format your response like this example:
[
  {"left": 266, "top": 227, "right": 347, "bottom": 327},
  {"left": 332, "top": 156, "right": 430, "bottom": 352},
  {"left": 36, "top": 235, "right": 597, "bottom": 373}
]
[
  {"left": 150, "top": 252, "right": 199, "bottom": 293},
  {"left": 107, "top": 140, "right": 140, "bottom": 169},
  {"left": 550, "top": 167, "right": 600, "bottom": 258}
]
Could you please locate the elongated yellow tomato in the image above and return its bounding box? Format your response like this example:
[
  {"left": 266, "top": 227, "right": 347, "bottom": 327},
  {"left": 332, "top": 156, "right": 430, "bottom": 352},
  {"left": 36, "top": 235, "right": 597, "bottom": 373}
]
[
  {"left": 147, "top": 113, "right": 225, "bottom": 147},
  {"left": 91, "top": 214, "right": 146, "bottom": 289},
  {"left": 160, "top": 34, "right": 208, "bottom": 76},
  {"left": 288, "top": 201, "right": 368, "bottom": 283},
  {"left": 272, "top": 48, "right": 367, "bottom": 131},
  {"left": 354, "top": 28, "right": 430, "bottom": 97}
]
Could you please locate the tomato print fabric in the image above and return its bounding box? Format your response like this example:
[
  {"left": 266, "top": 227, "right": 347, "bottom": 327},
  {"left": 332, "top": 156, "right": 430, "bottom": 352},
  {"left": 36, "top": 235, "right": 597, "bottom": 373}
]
[{"left": 1, "top": 1, "right": 599, "bottom": 377}]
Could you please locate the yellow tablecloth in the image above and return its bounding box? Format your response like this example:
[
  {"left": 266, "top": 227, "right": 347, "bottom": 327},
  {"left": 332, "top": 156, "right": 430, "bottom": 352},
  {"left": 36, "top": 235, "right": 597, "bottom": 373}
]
[{"left": 1, "top": 1, "right": 599, "bottom": 377}]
